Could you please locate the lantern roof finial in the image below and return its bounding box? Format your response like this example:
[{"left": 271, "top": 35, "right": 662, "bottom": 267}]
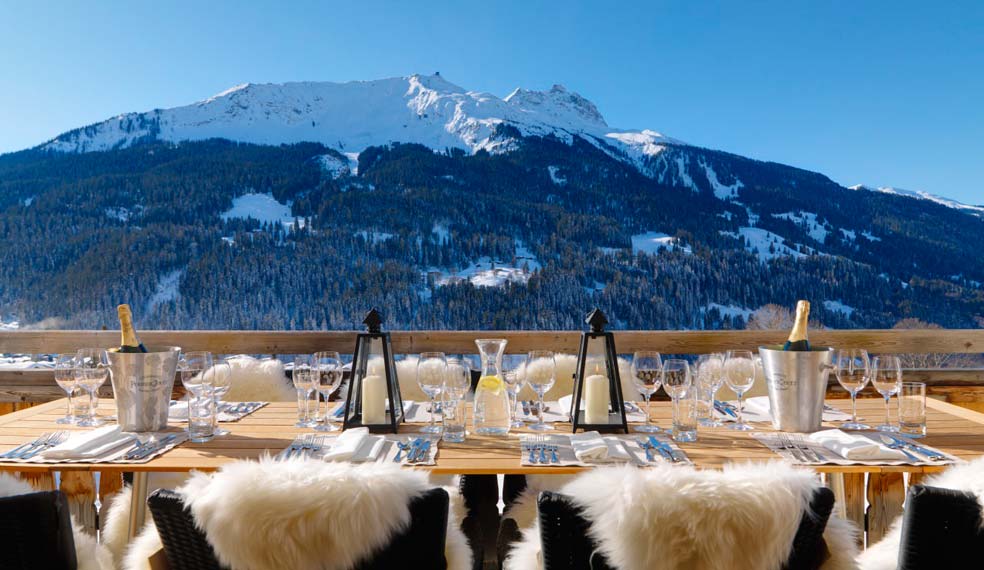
[
  {"left": 363, "top": 308, "right": 383, "bottom": 333},
  {"left": 586, "top": 308, "right": 608, "bottom": 333}
]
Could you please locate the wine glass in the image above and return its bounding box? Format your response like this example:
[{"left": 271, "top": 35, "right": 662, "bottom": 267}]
[
  {"left": 834, "top": 349, "right": 871, "bottom": 430},
  {"left": 313, "top": 351, "right": 343, "bottom": 432},
  {"left": 631, "top": 351, "right": 662, "bottom": 432},
  {"left": 871, "top": 355, "right": 902, "bottom": 432},
  {"left": 724, "top": 350, "right": 756, "bottom": 431},
  {"left": 209, "top": 360, "right": 232, "bottom": 436},
  {"left": 695, "top": 353, "right": 725, "bottom": 427},
  {"left": 53, "top": 354, "right": 80, "bottom": 424},
  {"left": 292, "top": 355, "right": 318, "bottom": 428},
  {"left": 417, "top": 352, "right": 447, "bottom": 434},
  {"left": 526, "top": 350, "right": 556, "bottom": 431},
  {"left": 74, "top": 348, "right": 109, "bottom": 427},
  {"left": 502, "top": 355, "right": 527, "bottom": 428}
]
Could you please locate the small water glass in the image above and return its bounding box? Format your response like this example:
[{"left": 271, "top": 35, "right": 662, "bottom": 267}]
[
  {"left": 899, "top": 382, "right": 927, "bottom": 437},
  {"left": 631, "top": 351, "right": 662, "bottom": 432},
  {"left": 209, "top": 360, "right": 232, "bottom": 436},
  {"left": 694, "top": 353, "right": 725, "bottom": 427},
  {"left": 74, "top": 348, "right": 109, "bottom": 427},
  {"left": 314, "top": 351, "right": 343, "bottom": 432},
  {"left": 53, "top": 354, "right": 80, "bottom": 425},
  {"left": 526, "top": 350, "right": 556, "bottom": 431},
  {"left": 871, "top": 355, "right": 902, "bottom": 432},
  {"left": 418, "top": 352, "right": 447, "bottom": 434},
  {"left": 181, "top": 351, "right": 216, "bottom": 442},
  {"left": 672, "top": 387, "right": 699, "bottom": 442},
  {"left": 292, "top": 355, "right": 318, "bottom": 428},
  {"left": 442, "top": 389, "right": 467, "bottom": 443}
]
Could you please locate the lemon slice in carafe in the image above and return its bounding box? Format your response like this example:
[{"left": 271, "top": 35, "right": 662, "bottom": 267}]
[{"left": 477, "top": 375, "right": 504, "bottom": 394}]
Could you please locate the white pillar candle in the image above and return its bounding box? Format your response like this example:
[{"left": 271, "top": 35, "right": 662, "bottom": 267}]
[
  {"left": 362, "top": 374, "right": 386, "bottom": 424},
  {"left": 585, "top": 373, "right": 610, "bottom": 424}
]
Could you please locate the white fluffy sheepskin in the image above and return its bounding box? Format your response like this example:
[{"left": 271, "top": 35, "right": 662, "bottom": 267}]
[
  {"left": 503, "top": 463, "right": 859, "bottom": 570},
  {"left": 0, "top": 473, "right": 113, "bottom": 570},
  {"left": 223, "top": 355, "right": 296, "bottom": 402},
  {"left": 859, "top": 456, "right": 984, "bottom": 570},
  {"left": 124, "top": 459, "right": 471, "bottom": 570}
]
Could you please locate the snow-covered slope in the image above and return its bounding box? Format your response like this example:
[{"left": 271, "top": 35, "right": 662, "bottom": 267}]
[
  {"left": 41, "top": 74, "right": 683, "bottom": 173},
  {"left": 849, "top": 184, "right": 984, "bottom": 215}
]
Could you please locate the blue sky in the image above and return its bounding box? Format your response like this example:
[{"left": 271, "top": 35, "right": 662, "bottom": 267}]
[{"left": 1, "top": 1, "right": 981, "bottom": 203}]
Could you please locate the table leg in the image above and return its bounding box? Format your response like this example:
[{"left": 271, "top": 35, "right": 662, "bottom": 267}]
[
  {"left": 866, "top": 472, "right": 905, "bottom": 545},
  {"left": 128, "top": 471, "right": 149, "bottom": 540}
]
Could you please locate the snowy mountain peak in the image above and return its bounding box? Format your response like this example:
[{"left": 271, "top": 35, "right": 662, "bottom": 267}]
[
  {"left": 849, "top": 184, "right": 984, "bottom": 215},
  {"left": 504, "top": 84, "right": 608, "bottom": 128}
]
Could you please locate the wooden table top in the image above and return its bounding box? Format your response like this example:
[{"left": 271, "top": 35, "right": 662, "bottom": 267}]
[{"left": 1, "top": 397, "right": 982, "bottom": 475}]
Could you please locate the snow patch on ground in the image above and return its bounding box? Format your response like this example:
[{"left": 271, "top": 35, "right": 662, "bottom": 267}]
[
  {"left": 737, "top": 227, "right": 806, "bottom": 262},
  {"left": 221, "top": 192, "right": 300, "bottom": 229},
  {"left": 147, "top": 270, "right": 182, "bottom": 312},
  {"left": 221, "top": 236, "right": 235, "bottom": 246},
  {"left": 105, "top": 206, "right": 142, "bottom": 222},
  {"left": 861, "top": 231, "right": 881, "bottom": 242},
  {"left": 674, "top": 156, "right": 698, "bottom": 193},
  {"left": 429, "top": 239, "right": 541, "bottom": 289},
  {"left": 0, "top": 319, "right": 19, "bottom": 330},
  {"left": 356, "top": 230, "right": 394, "bottom": 244},
  {"left": 771, "top": 211, "right": 828, "bottom": 243},
  {"left": 584, "top": 280, "right": 607, "bottom": 294},
  {"left": 432, "top": 223, "right": 449, "bottom": 242},
  {"left": 22, "top": 197, "right": 35, "bottom": 207},
  {"left": 547, "top": 165, "right": 566, "bottom": 185},
  {"left": 840, "top": 229, "right": 857, "bottom": 241},
  {"left": 823, "top": 300, "right": 856, "bottom": 317},
  {"left": 850, "top": 184, "right": 984, "bottom": 215},
  {"left": 316, "top": 154, "right": 351, "bottom": 179},
  {"left": 702, "top": 161, "right": 743, "bottom": 200},
  {"left": 631, "top": 231, "right": 692, "bottom": 255},
  {"left": 704, "top": 303, "right": 754, "bottom": 320}
]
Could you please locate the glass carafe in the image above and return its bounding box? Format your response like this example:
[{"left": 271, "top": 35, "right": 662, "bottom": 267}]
[{"left": 473, "top": 339, "right": 511, "bottom": 435}]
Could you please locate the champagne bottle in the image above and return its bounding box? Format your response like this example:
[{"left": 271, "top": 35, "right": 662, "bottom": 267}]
[
  {"left": 117, "top": 304, "right": 148, "bottom": 353},
  {"left": 783, "top": 300, "right": 811, "bottom": 351}
]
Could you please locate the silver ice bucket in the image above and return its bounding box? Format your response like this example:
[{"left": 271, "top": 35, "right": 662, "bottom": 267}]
[
  {"left": 107, "top": 346, "right": 181, "bottom": 432},
  {"left": 758, "top": 346, "right": 834, "bottom": 432}
]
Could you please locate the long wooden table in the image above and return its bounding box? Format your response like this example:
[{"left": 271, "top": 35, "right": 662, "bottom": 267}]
[{"left": 1, "top": 397, "right": 983, "bottom": 544}]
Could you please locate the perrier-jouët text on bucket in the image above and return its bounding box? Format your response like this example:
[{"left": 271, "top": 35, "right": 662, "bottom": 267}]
[
  {"left": 782, "top": 300, "right": 811, "bottom": 351},
  {"left": 116, "top": 304, "right": 148, "bottom": 353}
]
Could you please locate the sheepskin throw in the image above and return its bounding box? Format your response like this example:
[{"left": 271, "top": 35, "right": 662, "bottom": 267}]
[
  {"left": 859, "top": 456, "right": 984, "bottom": 570},
  {"left": 223, "top": 355, "right": 295, "bottom": 402},
  {"left": 124, "top": 459, "right": 471, "bottom": 570},
  {"left": 0, "top": 473, "right": 113, "bottom": 570},
  {"left": 504, "top": 463, "right": 858, "bottom": 570}
]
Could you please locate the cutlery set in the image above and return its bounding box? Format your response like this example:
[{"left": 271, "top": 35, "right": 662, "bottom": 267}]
[
  {"left": 520, "top": 401, "right": 550, "bottom": 416},
  {"left": 523, "top": 435, "right": 560, "bottom": 464},
  {"left": 123, "top": 434, "right": 179, "bottom": 461},
  {"left": 0, "top": 431, "right": 70, "bottom": 460},
  {"left": 220, "top": 402, "right": 263, "bottom": 416},
  {"left": 714, "top": 400, "right": 738, "bottom": 418},
  {"left": 775, "top": 433, "right": 824, "bottom": 463},
  {"left": 395, "top": 438, "right": 432, "bottom": 464},
  {"left": 278, "top": 434, "right": 329, "bottom": 460},
  {"left": 638, "top": 436, "right": 684, "bottom": 463},
  {"left": 878, "top": 434, "right": 946, "bottom": 462}
]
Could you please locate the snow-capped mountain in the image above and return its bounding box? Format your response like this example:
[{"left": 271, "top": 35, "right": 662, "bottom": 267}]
[
  {"left": 42, "top": 73, "right": 681, "bottom": 172},
  {"left": 848, "top": 184, "right": 984, "bottom": 216}
]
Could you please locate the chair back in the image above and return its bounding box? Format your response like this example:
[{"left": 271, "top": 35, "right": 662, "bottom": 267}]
[
  {"left": 0, "top": 490, "right": 77, "bottom": 570},
  {"left": 537, "top": 487, "right": 835, "bottom": 570},
  {"left": 897, "top": 484, "right": 984, "bottom": 570},
  {"left": 148, "top": 487, "right": 449, "bottom": 570}
]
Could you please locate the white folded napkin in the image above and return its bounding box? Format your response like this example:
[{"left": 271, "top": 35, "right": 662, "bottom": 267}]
[
  {"left": 349, "top": 435, "right": 386, "bottom": 463},
  {"left": 558, "top": 394, "right": 578, "bottom": 411},
  {"left": 322, "top": 428, "right": 370, "bottom": 462},
  {"left": 743, "top": 396, "right": 773, "bottom": 417},
  {"left": 808, "top": 429, "right": 908, "bottom": 461},
  {"left": 41, "top": 426, "right": 134, "bottom": 460},
  {"left": 569, "top": 431, "right": 630, "bottom": 463}
]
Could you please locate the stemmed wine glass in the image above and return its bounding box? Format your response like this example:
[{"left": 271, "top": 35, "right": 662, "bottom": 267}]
[
  {"left": 871, "top": 355, "right": 902, "bottom": 432},
  {"left": 417, "top": 352, "right": 447, "bottom": 434},
  {"left": 74, "top": 348, "right": 109, "bottom": 427},
  {"left": 695, "top": 353, "right": 725, "bottom": 427},
  {"left": 313, "top": 351, "right": 343, "bottom": 432},
  {"left": 502, "top": 355, "right": 527, "bottom": 428},
  {"left": 724, "top": 350, "right": 756, "bottom": 431},
  {"left": 53, "top": 354, "right": 80, "bottom": 424},
  {"left": 292, "top": 355, "right": 318, "bottom": 428},
  {"left": 631, "top": 351, "right": 662, "bottom": 432},
  {"left": 526, "top": 350, "right": 556, "bottom": 431},
  {"left": 834, "top": 349, "right": 871, "bottom": 430},
  {"left": 661, "top": 358, "right": 691, "bottom": 427}
]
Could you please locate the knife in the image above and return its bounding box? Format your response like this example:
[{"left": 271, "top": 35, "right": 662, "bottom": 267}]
[
  {"left": 714, "top": 400, "right": 737, "bottom": 418},
  {"left": 647, "top": 436, "right": 674, "bottom": 462},
  {"left": 890, "top": 435, "right": 946, "bottom": 461}
]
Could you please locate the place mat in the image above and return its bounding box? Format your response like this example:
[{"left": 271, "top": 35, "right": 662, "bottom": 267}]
[
  {"left": 170, "top": 400, "right": 268, "bottom": 422},
  {"left": 278, "top": 432, "right": 439, "bottom": 466},
  {"left": 328, "top": 401, "right": 417, "bottom": 421},
  {"left": 754, "top": 431, "right": 960, "bottom": 466},
  {"left": 522, "top": 399, "right": 648, "bottom": 424},
  {"left": 1, "top": 429, "right": 188, "bottom": 464},
  {"left": 518, "top": 433, "right": 690, "bottom": 467},
  {"left": 715, "top": 398, "right": 852, "bottom": 423}
]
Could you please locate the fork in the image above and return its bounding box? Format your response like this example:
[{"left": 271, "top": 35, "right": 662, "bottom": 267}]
[
  {"left": 776, "top": 433, "right": 808, "bottom": 462},
  {"left": 279, "top": 436, "right": 305, "bottom": 460},
  {"left": 17, "top": 431, "right": 70, "bottom": 459},
  {"left": 2, "top": 432, "right": 55, "bottom": 459},
  {"left": 638, "top": 439, "right": 656, "bottom": 462}
]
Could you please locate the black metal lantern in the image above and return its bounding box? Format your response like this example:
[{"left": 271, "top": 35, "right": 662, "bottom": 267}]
[
  {"left": 570, "top": 308, "right": 628, "bottom": 433},
  {"left": 343, "top": 309, "right": 404, "bottom": 433}
]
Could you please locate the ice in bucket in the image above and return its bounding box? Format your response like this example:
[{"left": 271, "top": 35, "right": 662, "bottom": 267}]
[
  {"left": 758, "top": 346, "right": 834, "bottom": 432},
  {"left": 107, "top": 346, "right": 181, "bottom": 432}
]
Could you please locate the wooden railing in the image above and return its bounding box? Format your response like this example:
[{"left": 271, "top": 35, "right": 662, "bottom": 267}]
[{"left": 2, "top": 329, "right": 983, "bottom": 404}]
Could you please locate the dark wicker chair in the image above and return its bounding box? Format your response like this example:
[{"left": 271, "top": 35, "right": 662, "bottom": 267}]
[
  {"left": 0, "top": 490, "right": 78, "bottom": 570},
  {"left": 148, "top": 487, "right": 452, "bottom": 570},
  {"left": 897, "top": 484, "right": 984, "bottom": 570},
  {"left": 499, "top": 487, "right": 836, "bottom": 570}
]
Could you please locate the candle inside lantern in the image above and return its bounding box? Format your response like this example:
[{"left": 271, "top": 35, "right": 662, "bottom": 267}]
[
  {"left": 362, "top": 374, "right": 386, "bottom": 424},
  {"left": 584, "top": 362, "right": 610, "bottom": 424}
]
